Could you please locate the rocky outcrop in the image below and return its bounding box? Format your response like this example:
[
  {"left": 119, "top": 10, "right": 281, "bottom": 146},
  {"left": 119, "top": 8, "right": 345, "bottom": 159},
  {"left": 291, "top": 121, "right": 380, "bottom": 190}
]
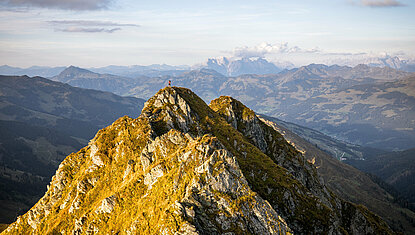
[
  {"left": 3, "top": 87, "right": 392, "bottom": 234},
  {"left": 210, "top": 96, "right": 330, "bottom": 203},
  {"left": 95, "top": 195, "right": 117, "bottom": 214}
]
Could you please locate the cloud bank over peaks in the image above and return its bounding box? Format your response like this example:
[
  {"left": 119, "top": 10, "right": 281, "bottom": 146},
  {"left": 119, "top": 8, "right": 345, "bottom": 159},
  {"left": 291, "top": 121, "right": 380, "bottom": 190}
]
[
  {"left": 232, "top": 42, "right": 321, "bottom": 58},
  {"left": 229, "top": 42, "right": 414, "bottom": 69},
  {"left": 325, "top": 52, "right": 415, "bottom": 69},
  {"left": 0, "top": 0, "right": 113, "bottom": 11}
]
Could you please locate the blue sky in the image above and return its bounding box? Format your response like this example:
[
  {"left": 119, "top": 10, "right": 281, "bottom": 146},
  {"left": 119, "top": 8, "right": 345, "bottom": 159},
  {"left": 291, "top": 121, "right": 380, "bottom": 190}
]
[{"left": 0, "top": 0, "right": 414, "bottom": 67}]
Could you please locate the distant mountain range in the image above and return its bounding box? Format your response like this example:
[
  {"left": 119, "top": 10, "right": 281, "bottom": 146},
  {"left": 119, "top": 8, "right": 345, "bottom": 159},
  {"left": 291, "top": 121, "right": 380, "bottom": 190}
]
[
  {"left": 1, "top": 56, "right": 284, "bottom": 78},
  {"left": 32, "top": 64, "right": 415, "bottom": 151},
  {"left": 365, "top": 55, "right": 415, "bottom": 72},
  {"left": 0, "top": 64, "right": 189, "bottom": 78},
  {"left": 2, "top": 55, "right": 414, "bottom": 79},
  {"left": 0, "top": 65, "right": 66, "bottom": 77},
  {"left": 196, "top": 57, "right": 283, "bottom": 76},
  {"left": 0, "top": 75, "right": 145, "bottom": 223},
  {"left": 88, "top": 64, "right": 190, "bottom": 77}
]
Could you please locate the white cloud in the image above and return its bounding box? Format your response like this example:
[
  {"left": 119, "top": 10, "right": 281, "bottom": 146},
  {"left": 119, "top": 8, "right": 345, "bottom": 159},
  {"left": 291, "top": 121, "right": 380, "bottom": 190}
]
[
  {"left": 0, "top": 0, "right": 113, "bottom": 10},
  {"left": 232, "top": 42, "right": 321, "bottom": 58}
]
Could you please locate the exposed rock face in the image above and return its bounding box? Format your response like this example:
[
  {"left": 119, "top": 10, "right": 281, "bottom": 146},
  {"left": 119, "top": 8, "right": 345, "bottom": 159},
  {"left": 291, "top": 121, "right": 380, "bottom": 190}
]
[
  {"left": 210, "top": 97, "right": 330, "bottom": 203},
  {"left": 4, "top": 87, "right": 391, "bottom": 234},
  {"left": 95, "top": 195, "right": 117, "bottom": 214}
]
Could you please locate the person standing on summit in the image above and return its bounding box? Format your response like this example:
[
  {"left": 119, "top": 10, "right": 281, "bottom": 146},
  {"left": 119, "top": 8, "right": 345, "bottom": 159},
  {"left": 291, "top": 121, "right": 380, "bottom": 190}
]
[{"left": 168, "top": 80, "right": 171, "bottom": 86}]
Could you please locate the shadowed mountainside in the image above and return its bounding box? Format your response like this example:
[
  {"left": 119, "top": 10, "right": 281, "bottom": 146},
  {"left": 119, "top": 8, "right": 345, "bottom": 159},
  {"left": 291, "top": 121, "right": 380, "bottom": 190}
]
[
  {"left": 347, "top": 148, "right": 415, "bottom": 210},
  {"left": 0, "top": 75, "right": 145, "bottom": 224},
  {"left": 258, "top": 114, "right": 415, "bottom": 234}
]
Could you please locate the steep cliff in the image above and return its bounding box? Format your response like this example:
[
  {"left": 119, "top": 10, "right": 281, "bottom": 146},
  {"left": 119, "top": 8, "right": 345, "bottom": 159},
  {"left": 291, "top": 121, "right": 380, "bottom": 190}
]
[{"left": 3, "top": 87, "right": 391, "bottom": 234}]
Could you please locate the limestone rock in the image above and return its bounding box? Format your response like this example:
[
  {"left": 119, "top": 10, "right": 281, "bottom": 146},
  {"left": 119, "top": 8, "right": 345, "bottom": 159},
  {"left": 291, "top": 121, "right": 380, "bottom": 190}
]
[{"left": 95, "top": 195, "right": 117, "bottom": 214}]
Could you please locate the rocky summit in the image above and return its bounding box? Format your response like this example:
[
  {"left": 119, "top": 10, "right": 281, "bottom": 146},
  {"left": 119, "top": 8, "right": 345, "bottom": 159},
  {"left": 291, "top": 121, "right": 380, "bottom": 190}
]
[{"left": 3, "top": 87, "right": 392, "bottom": 234}]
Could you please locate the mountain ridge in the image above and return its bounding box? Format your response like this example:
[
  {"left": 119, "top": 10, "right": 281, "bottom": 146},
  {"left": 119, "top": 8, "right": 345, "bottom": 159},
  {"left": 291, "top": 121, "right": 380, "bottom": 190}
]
[
  {"left": 51, "top": 66, "right": 139, "bottom": 95},
  {"left": 3, "top": 87, "right": 392, "bottom": 234}
]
